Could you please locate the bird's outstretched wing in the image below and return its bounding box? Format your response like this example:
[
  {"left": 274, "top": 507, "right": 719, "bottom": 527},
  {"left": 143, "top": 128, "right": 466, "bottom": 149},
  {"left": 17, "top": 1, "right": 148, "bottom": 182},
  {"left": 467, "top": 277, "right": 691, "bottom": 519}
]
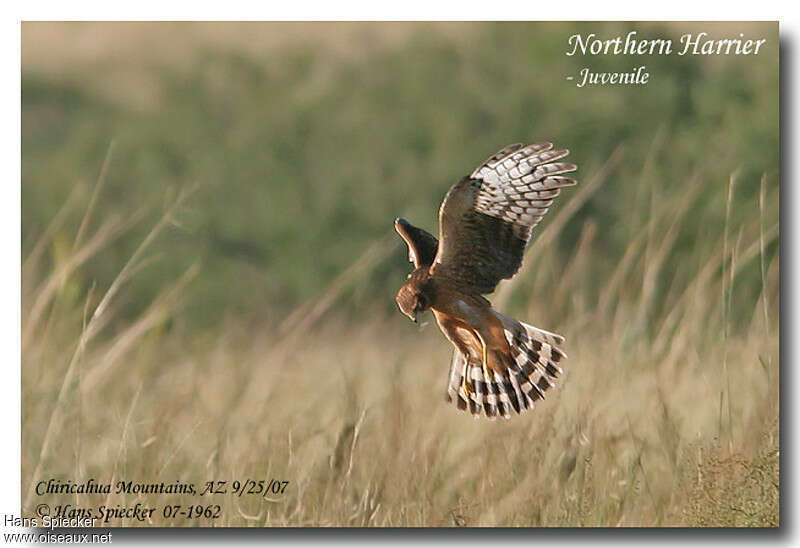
[
  {"left": 394, "top": 217, "right": 438, "bottom": 269},
  {"left": 432, "top": 142, "right": 577, "bottom": 294}
]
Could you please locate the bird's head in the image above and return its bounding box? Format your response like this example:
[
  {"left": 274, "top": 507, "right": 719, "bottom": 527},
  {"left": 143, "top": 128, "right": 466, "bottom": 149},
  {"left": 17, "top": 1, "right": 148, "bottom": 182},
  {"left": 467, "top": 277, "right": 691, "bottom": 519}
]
[{"left": 395, "top": 270, "right": 433, "bottom": 323}]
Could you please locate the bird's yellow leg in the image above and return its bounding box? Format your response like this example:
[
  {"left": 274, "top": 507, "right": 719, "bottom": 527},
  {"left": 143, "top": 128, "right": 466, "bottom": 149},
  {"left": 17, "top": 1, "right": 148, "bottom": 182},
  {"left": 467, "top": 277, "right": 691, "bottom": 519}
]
[
  {"left": 460, "top": 357, "right": 472, "bottom": 401},
  {"left": 435, "top": 315, "right": 475, "bottom": 403},
  {"left": 481, "top": 342, "right": 494, "bottom": 383}
]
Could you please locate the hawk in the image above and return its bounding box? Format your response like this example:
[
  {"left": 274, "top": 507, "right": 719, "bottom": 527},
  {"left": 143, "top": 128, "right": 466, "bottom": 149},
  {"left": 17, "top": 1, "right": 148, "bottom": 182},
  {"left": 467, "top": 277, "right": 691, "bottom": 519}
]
[{"left": 394, "top": 142, "right": 577, "bottom": 420}]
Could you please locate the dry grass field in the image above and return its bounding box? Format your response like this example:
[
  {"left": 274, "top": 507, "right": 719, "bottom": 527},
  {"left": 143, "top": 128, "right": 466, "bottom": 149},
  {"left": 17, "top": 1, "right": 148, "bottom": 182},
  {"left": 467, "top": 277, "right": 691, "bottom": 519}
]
[{"left": 21, "top": 22, "right": 779, "bottom": 526}]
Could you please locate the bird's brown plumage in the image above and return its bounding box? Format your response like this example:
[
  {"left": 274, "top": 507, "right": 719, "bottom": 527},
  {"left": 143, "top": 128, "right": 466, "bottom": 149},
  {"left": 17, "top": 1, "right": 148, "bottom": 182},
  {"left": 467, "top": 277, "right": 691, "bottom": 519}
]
[{"left": 394, "top": 142, "right": 577, "bottom": 419}]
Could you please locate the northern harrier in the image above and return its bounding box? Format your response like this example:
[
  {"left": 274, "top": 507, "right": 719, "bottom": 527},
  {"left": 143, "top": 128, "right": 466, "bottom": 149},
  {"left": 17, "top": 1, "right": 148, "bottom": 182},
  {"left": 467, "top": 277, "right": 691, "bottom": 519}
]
[{"left": 394, "top": 142, "right": 577, "bottom": 419}]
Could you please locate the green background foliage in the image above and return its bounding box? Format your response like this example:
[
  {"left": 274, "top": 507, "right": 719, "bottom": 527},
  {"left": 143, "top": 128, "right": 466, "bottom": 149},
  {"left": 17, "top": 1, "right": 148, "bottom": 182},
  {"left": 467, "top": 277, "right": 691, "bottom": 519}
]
[{"left": 22, "top": 22, "right": 778, "bottom": 328}]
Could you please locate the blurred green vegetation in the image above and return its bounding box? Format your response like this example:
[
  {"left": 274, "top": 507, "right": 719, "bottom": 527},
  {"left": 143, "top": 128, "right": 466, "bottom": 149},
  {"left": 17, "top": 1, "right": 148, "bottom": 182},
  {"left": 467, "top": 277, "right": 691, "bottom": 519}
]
[{"left": 21, "top": 22, "right": 779, "bottom": 330}]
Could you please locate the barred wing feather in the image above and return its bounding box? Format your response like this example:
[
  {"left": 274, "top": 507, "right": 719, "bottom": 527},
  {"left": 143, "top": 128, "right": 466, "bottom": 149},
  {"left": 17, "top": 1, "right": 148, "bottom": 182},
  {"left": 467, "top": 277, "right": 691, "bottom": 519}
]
[{"left": 433, "top": 142, "right": 577, "bottom": 294}]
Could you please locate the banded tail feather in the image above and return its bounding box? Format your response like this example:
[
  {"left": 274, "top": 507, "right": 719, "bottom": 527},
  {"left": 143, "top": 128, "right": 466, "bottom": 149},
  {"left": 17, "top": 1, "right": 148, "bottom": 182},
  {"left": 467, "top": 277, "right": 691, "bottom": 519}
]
[{"left": 445, "top": 312, "right": 566, "bottom": 420}]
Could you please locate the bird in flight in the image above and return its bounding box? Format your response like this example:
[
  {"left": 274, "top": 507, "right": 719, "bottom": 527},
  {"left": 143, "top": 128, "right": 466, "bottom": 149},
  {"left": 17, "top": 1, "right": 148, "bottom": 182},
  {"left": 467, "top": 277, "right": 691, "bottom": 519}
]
[{"left": 394, "top": 142, "right": 577, "bottom": 419}]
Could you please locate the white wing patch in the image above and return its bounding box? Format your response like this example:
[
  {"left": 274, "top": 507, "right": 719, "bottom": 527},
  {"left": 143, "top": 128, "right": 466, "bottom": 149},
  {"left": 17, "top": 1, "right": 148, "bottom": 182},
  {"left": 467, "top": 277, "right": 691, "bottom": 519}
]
[{"left": 470, "top": 142, "right": 577, "bottom": 232}]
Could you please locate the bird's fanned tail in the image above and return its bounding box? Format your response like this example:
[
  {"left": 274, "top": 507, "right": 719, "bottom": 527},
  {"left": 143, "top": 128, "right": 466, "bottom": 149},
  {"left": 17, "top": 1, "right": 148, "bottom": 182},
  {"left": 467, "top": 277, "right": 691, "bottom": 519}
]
[{"left": 445, "top": 312, "right": 566, "bottom": 420}]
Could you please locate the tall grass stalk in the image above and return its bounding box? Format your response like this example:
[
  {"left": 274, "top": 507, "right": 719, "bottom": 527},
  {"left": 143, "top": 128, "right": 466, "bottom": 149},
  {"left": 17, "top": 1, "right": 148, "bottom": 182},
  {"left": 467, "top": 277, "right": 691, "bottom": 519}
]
[{"left": 23, "top": 183, "right": 196, "bottom": 511}]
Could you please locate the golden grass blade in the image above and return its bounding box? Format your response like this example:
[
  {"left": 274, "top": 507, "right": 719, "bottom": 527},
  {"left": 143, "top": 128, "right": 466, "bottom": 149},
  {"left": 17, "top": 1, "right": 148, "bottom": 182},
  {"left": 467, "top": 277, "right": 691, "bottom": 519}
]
[
  {"left": 21, "top": 213, "right": 138, "bottom": 349},
  {"left": 74, "top": 140, "right": 115, "bottom": 252},
  {"left": 759, "top": 174, "right": 770, "bottom": 334},
  {"left": 652, "top": 224, "right": 778, "bottom": 356},
  {"left": 81, "top": 261, "right": 200, "bottom": 391},
  {"left": 550, "top": 219, "right": 595, "bottom": 315},
  {"left": 102, "top": 383, "right": 142, "bottom": 512},
  {"left": 23, "top": 187, "right": 194, "bottom": 512},
  {"left": 89, "top": 186, "right": 195, "bottom": 327},
  {"left": 21, "top": 181, "right": 84, "bottom": 277}
]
